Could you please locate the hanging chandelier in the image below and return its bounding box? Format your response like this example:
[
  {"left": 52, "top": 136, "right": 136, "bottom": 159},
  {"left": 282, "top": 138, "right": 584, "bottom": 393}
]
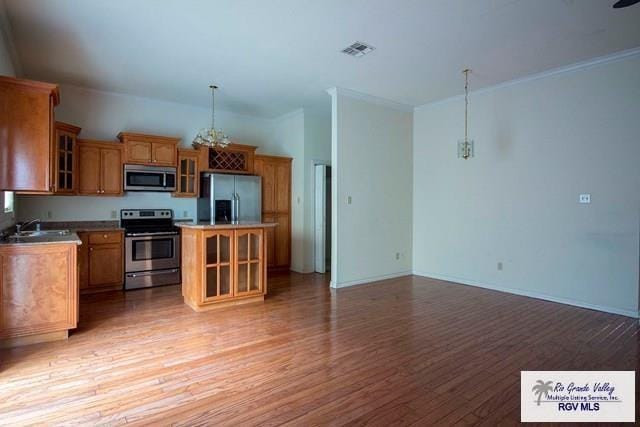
[
  {"left": 193, "top": 85, "right": 231, "bottom": 149},
  {"left": 458, "top": 69, "right": 474, "bottom": 159}
]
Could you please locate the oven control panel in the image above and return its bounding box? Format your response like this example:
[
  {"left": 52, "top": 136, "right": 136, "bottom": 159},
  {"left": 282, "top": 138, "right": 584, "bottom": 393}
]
[{"left": 121, "top": 209, "right": 173, "bottom": 219}]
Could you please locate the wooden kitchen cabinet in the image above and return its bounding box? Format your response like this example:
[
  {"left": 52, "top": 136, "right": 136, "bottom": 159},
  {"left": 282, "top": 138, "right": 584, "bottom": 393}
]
[
  {"left": 118, "top": 132, "right": 179, "bottom": 167},
  {"left": 254, "top": 155, "right": 292, "bottom": 270},
  {"left": 0, "top": 76, "right": 60, "bottom": 192},
  {"left": 78, "top": 230, "right": 124, "bottom": 292},
  {"left": 77, "top": 140, "right": 123, "bottom": 196},
  {"left": 181, "top": 226, "right": 270, "bottom": 311},
  {"left": 203, "top": 230, "right": 234, "bottom": 302},
  {"left": 0, "top": 242, "right": 79, "bottom": 347},
  {"left": 174, "top": 148, "right": 199, "bottom": 197},
  {"left": 53, "top": 122, "right": 82, "bottom": 194},
  {"left": 199, "top": 143, "right": 257, "bottom": 174},
  {"left": 235, "top": 229, "right": 264, "bottom": 296}
]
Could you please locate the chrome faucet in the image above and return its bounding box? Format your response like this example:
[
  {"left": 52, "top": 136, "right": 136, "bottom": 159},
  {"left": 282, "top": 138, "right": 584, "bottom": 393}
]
[{"left": 16, "top": 219, "right": 41, "bottom": 234}]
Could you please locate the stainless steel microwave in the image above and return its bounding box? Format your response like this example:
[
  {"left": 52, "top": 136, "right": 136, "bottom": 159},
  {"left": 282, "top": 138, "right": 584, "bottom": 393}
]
[{"left": 124, "top": 164, "right": 176, "bottom": 192}]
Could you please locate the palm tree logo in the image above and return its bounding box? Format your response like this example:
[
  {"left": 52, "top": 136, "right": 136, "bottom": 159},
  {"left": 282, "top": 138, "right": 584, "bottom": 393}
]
[{"left": 532, "top": 380, "right": 554, "bottom": 406}]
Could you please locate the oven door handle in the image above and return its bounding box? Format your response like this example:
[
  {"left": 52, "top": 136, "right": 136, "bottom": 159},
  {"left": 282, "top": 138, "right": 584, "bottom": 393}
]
[
  {"left": 127, "top": 269, "right": 179, "bottom": 278},
  {"left": 127, "top": 231, "right": 179, "bottom": 237}
]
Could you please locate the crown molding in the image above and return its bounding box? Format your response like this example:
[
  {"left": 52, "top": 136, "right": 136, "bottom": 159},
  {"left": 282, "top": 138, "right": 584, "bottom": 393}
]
[
  {"left": 326, "top": 86, "right": 413, "bottom": 113},
  {"left": 415, "top": 46, "right": 640, "bottom": 112}
]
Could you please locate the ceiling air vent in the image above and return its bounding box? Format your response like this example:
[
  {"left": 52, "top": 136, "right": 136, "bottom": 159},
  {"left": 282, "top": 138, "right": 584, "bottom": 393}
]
[{"left": 341, "top": 41, "right": 375, "bottom": 58}]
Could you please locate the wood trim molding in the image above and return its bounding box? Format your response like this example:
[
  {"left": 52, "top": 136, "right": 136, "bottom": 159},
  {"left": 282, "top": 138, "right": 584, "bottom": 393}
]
[
  {"left": 0, "top": 75, "right": 60, "bottom": 105},
  {"left": 55, "top": 121, "right": 82, "bottom": 135},
  {"left": 117, "top": 132, "right": 181, "bottom": 144}
]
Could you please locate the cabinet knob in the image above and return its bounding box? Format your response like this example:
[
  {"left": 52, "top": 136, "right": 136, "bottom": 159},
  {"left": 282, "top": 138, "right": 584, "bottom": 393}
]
[
  {"left": 89, "top": 247, "right": 94, "bottom": 252},
  {"left": 103, "top": 234, "right": 107, "bottom": 239}
]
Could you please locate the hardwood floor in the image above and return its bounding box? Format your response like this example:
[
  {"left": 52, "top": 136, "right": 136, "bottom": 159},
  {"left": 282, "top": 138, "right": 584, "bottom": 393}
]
[{"left": 0, "top": 273, "right": 638, "bottom": 425}]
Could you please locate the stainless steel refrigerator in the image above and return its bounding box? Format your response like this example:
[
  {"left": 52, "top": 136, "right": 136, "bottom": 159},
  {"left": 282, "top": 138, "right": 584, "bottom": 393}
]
[{"left": 197, "top": 173, "right": 262, "bottom": 223}]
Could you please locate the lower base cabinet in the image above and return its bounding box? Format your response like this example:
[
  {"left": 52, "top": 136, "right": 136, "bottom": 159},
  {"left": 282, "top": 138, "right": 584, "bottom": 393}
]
[
  {"left": 181, "top": 227, "right": 267, "bottom": 311},
  {"left": 0, "top": 242, "right": 79, "bottom": 347},
  {"left": 78, "top": 230, "right": 124, "bottom": 293}
]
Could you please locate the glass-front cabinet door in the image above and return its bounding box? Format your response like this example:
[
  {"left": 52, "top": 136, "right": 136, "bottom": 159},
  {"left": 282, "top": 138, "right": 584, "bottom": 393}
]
[
  {"left": 203, "top": 230, "right": 234, "bottom": 301},
  {"left": 176, "top": 149, "right": 199, "bottom": 197},
  {"left": 234, "top": 229, "right": 264, "bottom": 296},
  {"left": 54, "top": 122, "right": 81, "bottom": 194}
]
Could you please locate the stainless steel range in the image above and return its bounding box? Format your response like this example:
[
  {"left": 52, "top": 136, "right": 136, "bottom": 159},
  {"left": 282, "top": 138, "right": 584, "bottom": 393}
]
[{"left": 121, "top": 209, "right": 180, "bottom": 290}]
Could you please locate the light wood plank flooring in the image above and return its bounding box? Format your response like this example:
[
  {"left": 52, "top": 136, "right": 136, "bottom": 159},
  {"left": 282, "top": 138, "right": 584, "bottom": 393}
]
[{"left": 0, "top": 273, "right": 638, "bottom": 425}]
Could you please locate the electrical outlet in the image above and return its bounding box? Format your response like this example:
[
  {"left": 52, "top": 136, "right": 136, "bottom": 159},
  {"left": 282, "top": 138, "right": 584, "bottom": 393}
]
[
  {"left": 347, "top": 196, "right": 352, "bottom": 205},
  {"left": 497, "top": 262, "right": 503, "bottom": 271},
  {"left": 395, "top": 252, "right": 400, "bottom": 260},
  {"left": 579, "top": 194, "right": 591, "bottom": 204},
  {"left": 110, "top": 210, "right": 117, "bottom": 219},
  {"left": 183, "top": 210, "right": 188, "bottom": 218},
  {"left": 47, "top": 211, "right": 52, "bottom": 219}
]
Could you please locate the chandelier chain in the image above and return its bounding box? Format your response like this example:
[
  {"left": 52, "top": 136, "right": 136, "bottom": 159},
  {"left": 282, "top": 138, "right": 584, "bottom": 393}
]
[
  {"left": 210, "top": 85, "right": 216, "bottom": 130},
  {"left": 464, "top": 69, "right": 469, "bottom": 143}
]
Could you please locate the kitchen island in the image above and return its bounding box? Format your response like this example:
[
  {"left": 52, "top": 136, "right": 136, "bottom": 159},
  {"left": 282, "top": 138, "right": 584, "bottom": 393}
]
[{"left": 177, "top": 222, "right": 277, "bottom": 311}]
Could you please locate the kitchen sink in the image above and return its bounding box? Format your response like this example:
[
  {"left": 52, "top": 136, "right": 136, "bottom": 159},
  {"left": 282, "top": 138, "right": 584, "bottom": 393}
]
[{"left": 8, "top": 229, "right": 71, "bottom": 239}]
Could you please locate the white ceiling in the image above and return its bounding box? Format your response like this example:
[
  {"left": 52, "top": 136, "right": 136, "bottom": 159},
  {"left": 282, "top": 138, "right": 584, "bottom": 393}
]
[{"left": 3, "top": 0, "right": 640, "bottom": 117}]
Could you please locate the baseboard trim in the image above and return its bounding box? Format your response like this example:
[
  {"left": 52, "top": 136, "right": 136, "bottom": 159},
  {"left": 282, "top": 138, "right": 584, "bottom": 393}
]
[
  {"left": 413, "top": 270, "right": 640, "bottom": 319},
  {"left": 331, "top": 271, "right": 412, "bottom": 289}
]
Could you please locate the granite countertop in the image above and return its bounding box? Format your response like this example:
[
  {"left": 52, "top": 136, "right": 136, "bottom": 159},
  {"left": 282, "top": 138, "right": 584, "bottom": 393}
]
[
  {"left": 0, "top": 232, "right": 82, "bottom": 246},
  {"left": 0, "top": 221, "right": 124, "bottom": 246},
  {"left": 39, "top": 221, "right": 124, "bottom": 232},
  {"left": 176, "top": 221, "right": 277, "bottom": 230}
]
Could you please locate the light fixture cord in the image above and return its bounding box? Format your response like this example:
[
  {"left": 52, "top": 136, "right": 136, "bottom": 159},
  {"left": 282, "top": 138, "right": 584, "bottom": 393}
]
[
  {"left": 211, "top": 86, "right": 216, "bottom": 130},
  {"left": 464, "top": 70, "right": 469, "bottom": 143}
]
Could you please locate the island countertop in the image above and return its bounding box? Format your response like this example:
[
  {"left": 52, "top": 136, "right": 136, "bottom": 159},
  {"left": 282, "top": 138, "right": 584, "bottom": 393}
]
[{"left": 176, "top": 221, "right": 277, "bottom": 230}]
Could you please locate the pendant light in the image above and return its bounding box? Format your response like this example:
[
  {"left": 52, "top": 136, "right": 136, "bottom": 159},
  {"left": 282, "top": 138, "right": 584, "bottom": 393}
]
[
  {"left": 458, "top": 69, "right": 474, "bottom": 159},
  {"left": 193, "top": 85, "right": 231, "bottom": 149}
]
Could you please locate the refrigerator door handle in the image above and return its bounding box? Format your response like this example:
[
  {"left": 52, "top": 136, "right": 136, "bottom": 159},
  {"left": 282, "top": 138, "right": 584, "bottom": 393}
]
[
  {"left": 231, "top": 193, "right": 236, "bottom": 223},
  {"left": 234, "top": 192, "right": 240, "bottom": 223}
]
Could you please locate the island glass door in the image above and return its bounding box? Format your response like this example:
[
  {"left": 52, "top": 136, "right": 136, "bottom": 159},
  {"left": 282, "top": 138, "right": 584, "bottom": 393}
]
[
  {"left": 203, "top": 230, "right": 234, "bottom": 301},
  {"left": 235, "top": 229, "right": 263, "bottom": 296}
]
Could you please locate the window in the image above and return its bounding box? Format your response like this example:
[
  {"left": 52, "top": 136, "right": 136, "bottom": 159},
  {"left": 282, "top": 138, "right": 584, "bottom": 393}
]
[{"left": 3, "top": 191, "right": 14, "bottom": 214}]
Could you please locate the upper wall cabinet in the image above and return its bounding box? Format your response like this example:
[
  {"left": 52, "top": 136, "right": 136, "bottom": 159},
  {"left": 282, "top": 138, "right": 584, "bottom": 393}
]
[
  {"left": 53, "top": 122, "right": 82, "bottom": 194},
  {"left": 199, "top": 143, "right": 257, "bottom": 174},
  {"left": 0, "top": 76, "right": 60, "bottom": 192},
  {"left": 174, "top": 148, "right": 199, "bottom": 197},
  {"left": 77, "top": 140, "right": 124, "bottom": 196},
  {"left": 118, "top": 132, "right": 179, "bottom": 167}
]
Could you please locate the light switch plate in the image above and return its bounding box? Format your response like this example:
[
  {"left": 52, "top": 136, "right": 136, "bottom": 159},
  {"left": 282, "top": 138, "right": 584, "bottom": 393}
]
[{"left": 579, "top": 194, "right": 591, "bottom": 204}]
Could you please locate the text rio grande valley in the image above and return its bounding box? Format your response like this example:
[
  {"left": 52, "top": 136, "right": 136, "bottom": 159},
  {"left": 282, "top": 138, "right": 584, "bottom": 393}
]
[{"left": 546, "top": 382, "right": 620, "bottom": 412}]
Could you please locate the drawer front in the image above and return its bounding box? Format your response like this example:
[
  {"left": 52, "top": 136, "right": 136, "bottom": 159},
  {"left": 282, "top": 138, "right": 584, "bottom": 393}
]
[{"left": 88, "top": 231, "right": 122, "bottom": 245}]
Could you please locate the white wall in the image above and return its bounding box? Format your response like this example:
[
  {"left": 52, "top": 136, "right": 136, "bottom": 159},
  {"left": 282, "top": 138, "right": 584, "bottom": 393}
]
[
  {"left": 0, "top": 11, "right": 16, "bottom": 230},
  {"left": 16, "top": 83, "right": 278, "bottom": 222},
  {"left": 413, "top": 54, "right": 640, "bottom": 317},
  {"left": 329, "top": 89, "right": 413, "bottom": 287}
]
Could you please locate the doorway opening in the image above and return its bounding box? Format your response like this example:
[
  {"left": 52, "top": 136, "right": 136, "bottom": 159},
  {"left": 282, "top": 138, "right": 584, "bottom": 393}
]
[{"left": 314, "top": 164, "right": 331, "bottom": 274}]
